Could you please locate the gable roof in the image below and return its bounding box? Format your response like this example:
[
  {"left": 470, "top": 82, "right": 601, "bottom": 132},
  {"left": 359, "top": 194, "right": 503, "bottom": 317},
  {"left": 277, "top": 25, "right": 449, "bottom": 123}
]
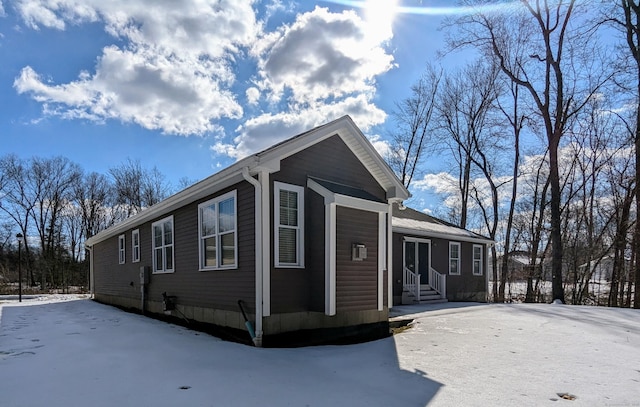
[
  {"left": 392, "top": 203, "right": 494, "bottom": 245},
  {"left": 86, "top": 115, "right": 409, "bottom": 247}
]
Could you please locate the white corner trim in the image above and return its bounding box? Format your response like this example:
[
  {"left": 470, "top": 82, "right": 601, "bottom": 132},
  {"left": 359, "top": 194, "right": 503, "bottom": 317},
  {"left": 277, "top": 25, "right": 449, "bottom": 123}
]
[
  {"left": 387, "top": 210, "right": 393, "bottom": 309},
  {"left": 378, "top": 212, "right": 385, "bottom": 311},
  {"left": 260, "top": 171, "right": 271, "bottom": 317},
  {"left": 325, "top": 203, "right": 337, "bottom": 316}
]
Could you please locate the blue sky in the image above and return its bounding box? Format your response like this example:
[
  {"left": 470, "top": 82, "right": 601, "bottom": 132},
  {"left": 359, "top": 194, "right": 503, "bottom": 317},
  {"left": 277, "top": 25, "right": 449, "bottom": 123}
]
[{"left": 0, "top": 0, "right": 482, "bottom": 210}]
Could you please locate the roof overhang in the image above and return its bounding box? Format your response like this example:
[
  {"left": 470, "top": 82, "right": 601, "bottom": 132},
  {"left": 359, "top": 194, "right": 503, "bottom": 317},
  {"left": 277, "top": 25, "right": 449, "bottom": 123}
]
[
  {"left": 85, "top": 116, "right": 408, "bottom": 247},
  {"left": 392, "top": 220, "right": 495, "bottom": 246}
]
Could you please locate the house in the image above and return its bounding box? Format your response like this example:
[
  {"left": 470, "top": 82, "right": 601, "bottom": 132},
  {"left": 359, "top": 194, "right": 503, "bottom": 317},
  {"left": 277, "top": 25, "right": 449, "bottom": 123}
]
[
  {"left": 391, "top": 204, "right": 493, "bottom": 304},
  {"left": 85, "top": 116, "right": 491, "bottom": 347},
  {"left": 86, "top": 116, "right": 409, "bottom": 346},
  {"left": 495, "top": 251, "right": 541, "bottom": 282}
]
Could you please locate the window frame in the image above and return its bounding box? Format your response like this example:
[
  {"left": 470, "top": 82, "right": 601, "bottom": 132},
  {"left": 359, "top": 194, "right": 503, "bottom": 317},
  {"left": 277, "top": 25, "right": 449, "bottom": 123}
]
[
  {"left": 449, "top": 241, "right": 461, "bottom": 275},
  {"left": 473, "top": 244, "right": 483, "bottom": 276},
  {"left": 152, "top": 215, "right": 175, "bottom": 274},
  {"left": 274, "top": 182, "right": 305, "bottom": 268},
  {"left": 131, "top": 229, "right": 140, "bottom": 263},
  {"left": 118, "top": 234, "right": 126, "bottom": 265},
  {"left": 198, "top": 190, "right": 238, "bottom": 271}
]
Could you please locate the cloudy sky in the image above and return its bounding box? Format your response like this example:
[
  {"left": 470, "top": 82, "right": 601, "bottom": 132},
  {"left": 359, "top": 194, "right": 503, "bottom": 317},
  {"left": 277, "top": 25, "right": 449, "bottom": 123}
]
[{"left": 0, "top": 0, "right": 484, "bottom": 209}]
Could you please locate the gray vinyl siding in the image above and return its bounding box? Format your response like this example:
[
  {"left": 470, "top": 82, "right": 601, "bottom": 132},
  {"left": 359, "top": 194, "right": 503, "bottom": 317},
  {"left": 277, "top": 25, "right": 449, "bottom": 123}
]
[
  {"left": 443, "top": 240, "right": 487, "bottom": 301},
  {"left": 93, "top": 181, "right": 256, "bottom": 312},
  {"left": 336, "top": 206, "right": 378, "bottom": 311},
  {"left": 392, "top": 232, "right": 487, "bottom": 303},
  {"left": 270, "top": 134, "right": 386, "bottom": 314},
  {"left": 271, "top": 134, "right": 386, "bottom": 201},
  {"left": 308, "top": 190, "right": 326, "bottom": 312}
]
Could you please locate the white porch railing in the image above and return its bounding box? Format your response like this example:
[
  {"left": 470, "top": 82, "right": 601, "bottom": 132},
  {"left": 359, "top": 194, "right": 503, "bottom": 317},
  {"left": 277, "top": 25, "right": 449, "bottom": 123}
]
[
  {"left": 430, "top": 267, "right": 446, "bottom": 299},
  {"left": 404, "top": 267, "right": 421, "bottom": 302}
]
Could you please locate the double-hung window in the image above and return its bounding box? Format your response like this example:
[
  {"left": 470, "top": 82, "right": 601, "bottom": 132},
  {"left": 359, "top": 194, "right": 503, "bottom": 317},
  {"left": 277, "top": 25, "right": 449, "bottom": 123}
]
[
  {"left": 131, "top": 229, "right": 140, "bottom": 263},
  {"left": 198, "top": 191, "right": 237, "bottom": 270},
  {"left": 473, "top": 244, "right": 483, "bottom": 276},
  {"left": 275, "top": 182, "right": 304, "bottom": 267},
  {"left": 118, "top": 234, "right": 126, "bottom": 264},
  {"left": 152, "top": 216, "right": 174, "bottom": 273},
  {"left": 449, "top": 242, "right": 461, "bottom": 275}
]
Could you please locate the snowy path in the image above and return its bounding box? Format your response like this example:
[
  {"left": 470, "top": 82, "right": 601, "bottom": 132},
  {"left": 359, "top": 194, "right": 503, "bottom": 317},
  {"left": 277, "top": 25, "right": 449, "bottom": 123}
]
[{"left": 1, "top": 297, "right": 639, "bottom": 406}]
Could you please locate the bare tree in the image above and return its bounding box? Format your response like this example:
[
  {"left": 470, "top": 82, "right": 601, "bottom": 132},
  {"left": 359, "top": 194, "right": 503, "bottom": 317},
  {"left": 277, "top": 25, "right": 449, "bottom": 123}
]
[
  {"left": 389, "top": 64, "right": 442, "bottom": 189},
  {"left": 109, "top": 158, "right": 170, "bottom": 220},
  {"left": 0, "top": 155, "right": 37, "bottom": 285},
  {"left": 496, "top": 76, "right": 528, "bottom": 302},
  {"left": 609, "top": 0, "right": 640, "bottom": 308},
  {"left": 435, "top": 59, "right": 501, "bottom": 229},
  {"left": 74, "top": 171, "right": 113, "bottom": 239},
  {"left": 29, "top": 156, "right": 81, "bottom": 288},
  {"left": 449, "top": 0, "right": 614, "bottom": 302}
]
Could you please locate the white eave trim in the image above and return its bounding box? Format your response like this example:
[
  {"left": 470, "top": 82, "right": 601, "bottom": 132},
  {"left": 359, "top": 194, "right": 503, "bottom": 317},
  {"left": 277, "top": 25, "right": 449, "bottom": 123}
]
[
  {"left": 307, "top": 179, "right": 389, "bottom": 213},
  {"left": 393, "top": 225, "right": 495, "bottom": 246},
  {"left": 85, "top": 158, "right": 258, "bottom": 247}
]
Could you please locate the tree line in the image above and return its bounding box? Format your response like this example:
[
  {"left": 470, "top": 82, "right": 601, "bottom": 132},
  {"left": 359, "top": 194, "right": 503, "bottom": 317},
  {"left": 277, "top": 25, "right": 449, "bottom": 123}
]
[
  {"left": 389, "top": 0, "right": 639, "bottom": 307},
  {"left": 0, "top": 156, "right": 183, "bottom": 293}
]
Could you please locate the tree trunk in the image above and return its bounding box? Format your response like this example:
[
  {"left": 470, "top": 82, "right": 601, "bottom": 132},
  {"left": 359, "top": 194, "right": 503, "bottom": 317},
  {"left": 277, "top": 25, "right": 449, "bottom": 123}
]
[{"left": 549, "top": 136, "right": 565, "bottom": 303}]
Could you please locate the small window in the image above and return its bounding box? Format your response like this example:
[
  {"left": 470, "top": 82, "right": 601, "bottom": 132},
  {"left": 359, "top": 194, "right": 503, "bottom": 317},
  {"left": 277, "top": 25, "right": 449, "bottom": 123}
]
[
  {"left": 118, "top": 234, "right": 126, "bottom": 264},
  {"left": 198, "top": 191, "right": 237, "bottom": 270},
  {"left": 473, "top": 245, "right": 483, "bottom": 276},
  {"left": 274, "top": 182, "right": 304, "bottom": 268},
  {"left": 449, "top": 242, "right": 460, "bottom": 275},
  {"left": 132, "top": 229, "right": 140, "bottom": 263},
  {"left": 152, "top": 216, "right": 174, "bottom": 273}
]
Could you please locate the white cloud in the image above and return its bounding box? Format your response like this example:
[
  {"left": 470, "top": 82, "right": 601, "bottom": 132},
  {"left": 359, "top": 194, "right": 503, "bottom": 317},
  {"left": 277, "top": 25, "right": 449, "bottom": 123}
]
[
  {"left": 251, "top": 6, "right": 395, "bottom": 104},
  {"left": 367, "top": 133, "right": 393, "bottom": 161},
  {"left": 13, "top": 1, "right": 397, "bottom": 156},
  {"left": 12, "top": 0, "right": 260, "bottom": 135},
  {"left": 211, "top": 5, "right": 395, "bottom": 160},
  {"left": 246, "top": 87, "right": 260, "bottom": 106},
  {"left": 213, "top": 94, "right": 387, "bottom": 159}
]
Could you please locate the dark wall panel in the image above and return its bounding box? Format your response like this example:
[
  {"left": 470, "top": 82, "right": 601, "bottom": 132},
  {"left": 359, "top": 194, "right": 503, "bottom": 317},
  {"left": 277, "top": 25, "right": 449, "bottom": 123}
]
[
  {"left": 93, "top": 181, "right": 256, "bottom": 312},
  {"left": 335, "top": 206, "right": 378, "bottom": 311}
]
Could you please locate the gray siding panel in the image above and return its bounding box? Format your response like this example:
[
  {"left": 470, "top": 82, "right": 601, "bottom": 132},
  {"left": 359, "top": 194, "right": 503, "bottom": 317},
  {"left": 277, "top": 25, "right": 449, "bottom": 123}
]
[
  {"left": 272, "top": 134, "right": 386, "bottom": 201},
  {"left": 93, "top": 181, "right": 256, "bottom": 314},
  {"left": 308, "top": 190, "right": 326, "bottom": 312},
  {"left": 336, "top": 206, "right": 378, "bottom": 311},
  {"left": 391, "top": 232, "right": 487, "bottom": 303},
  {"left": 269, "top": 134, "right": 386, "bottom": 314},
  {"left": 269, "top": 135, "right": 385, "bottom": 314}
]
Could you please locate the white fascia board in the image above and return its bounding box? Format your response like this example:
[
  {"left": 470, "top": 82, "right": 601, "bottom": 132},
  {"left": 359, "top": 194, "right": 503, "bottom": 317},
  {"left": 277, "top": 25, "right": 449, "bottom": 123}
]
[
  {"left": 307, "top": 179, "right": 389, "bottom": 213},
  {"left": 334, "top": 118, "right": 409, "bottom": 201},
  {"left": 256, "top": 116, "right": 409, "bottom": 202},
  {"left": 85, "top": 156, "right": 259, "bottom": 247},
  {"left": 392, "top": 226, "right": 495, "bottom": 246}
]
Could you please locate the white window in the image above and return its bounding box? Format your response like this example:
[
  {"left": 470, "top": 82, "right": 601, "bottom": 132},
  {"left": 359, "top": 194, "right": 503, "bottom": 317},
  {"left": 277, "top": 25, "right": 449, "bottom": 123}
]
[
  {"left": 118, "top": 234, "right": 126, "bottom": 264},
  {"left": 449, "top": 242, "right": 460, "bottom": 275},
  {"left": 198, "top": 191, "right": 237, "bottom": 270},
  {"left": 473, "top": 244, "right": 483, "bottom": 276},
  {"left": 132, "top": 229, "right": 140, "bottom": 263},
  {"left": 152, "top": 216, "right": 174, "bottom": 274},
  {"left": 274, "top": 182, "right": 304, "bottom": 267}
]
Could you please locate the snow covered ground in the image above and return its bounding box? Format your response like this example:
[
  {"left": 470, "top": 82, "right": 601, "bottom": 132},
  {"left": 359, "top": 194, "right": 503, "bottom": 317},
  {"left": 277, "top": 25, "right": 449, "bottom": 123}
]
[{"left": 1, "top": 296, "right": 639, "bottom": 407}]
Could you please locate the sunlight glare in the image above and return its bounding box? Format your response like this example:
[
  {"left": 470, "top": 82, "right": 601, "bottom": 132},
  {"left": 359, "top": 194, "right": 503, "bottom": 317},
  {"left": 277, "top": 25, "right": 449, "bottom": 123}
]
[{"left": 364, "top": 0, "right": 399, "bottom": 43}]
